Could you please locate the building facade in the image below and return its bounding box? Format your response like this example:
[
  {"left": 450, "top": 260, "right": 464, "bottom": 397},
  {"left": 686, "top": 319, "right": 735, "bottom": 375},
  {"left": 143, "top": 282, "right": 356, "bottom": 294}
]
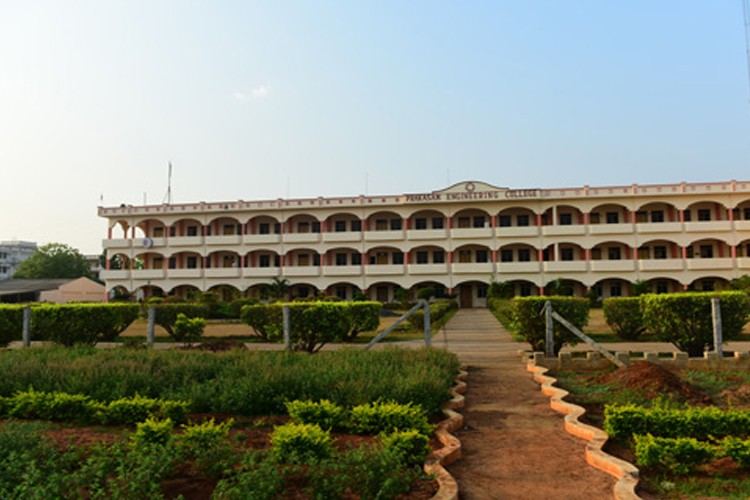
[
  {"left": 98, "top": 180, "right": 750, "bottom": 307},
  {"left": 0, "top": 241, "right": 37, "bottom": 280}
]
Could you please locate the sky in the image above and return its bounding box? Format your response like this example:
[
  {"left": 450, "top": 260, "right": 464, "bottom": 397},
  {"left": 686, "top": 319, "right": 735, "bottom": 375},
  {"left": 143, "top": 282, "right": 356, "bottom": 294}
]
[{"left": 2, "top": 1, "right": 750, "bottom": 254}]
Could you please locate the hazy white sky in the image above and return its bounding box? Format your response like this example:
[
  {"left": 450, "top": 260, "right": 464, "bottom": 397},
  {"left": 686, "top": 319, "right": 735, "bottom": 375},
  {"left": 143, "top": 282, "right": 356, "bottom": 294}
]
[{"left": 2, "top": 1, "right": 750, "bottom": 254}]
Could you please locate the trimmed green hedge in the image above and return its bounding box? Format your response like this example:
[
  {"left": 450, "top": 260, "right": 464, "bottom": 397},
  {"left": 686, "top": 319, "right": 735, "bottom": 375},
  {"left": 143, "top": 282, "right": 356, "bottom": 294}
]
[
  {"left": 241, "top": 302, "right": 382, "bottom": 351},
  {"left": 408, "top": 299, "right": 458, "bottom": 331},
  {"left": 604, "top": 404, "right": 750, "bottom": 441},
  {"left": 509, "top": 296, "right": 589, "bottom": 354},
  {"left": 152, "top": 304, "right": 209, "bottom": 339},
  {"left": 31, "top": 303, "right": 140, "bottom": 346},
  {"left": 0, "top": 305, "right": 25, "bottom": 347},
  {"left": 641, "top": 291, "right": 750, "bottom": 356},
  {"left": 603, "top": 297, "right": 646, "bottom": 340}
]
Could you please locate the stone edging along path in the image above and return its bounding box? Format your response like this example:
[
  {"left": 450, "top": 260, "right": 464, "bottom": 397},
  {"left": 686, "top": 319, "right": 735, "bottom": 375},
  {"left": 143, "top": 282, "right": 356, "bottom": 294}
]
[
  {"left": 425, "top": 364, "right": 468, "bottom": 500},
  {"left": 526, "top": 359, "right": 641, "bottom": 500}
]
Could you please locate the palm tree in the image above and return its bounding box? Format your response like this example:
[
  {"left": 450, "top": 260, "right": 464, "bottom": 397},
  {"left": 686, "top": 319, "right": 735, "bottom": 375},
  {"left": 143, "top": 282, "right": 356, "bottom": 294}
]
[{"left": 264, "top": 277, "right": 291, "bottom": 302}]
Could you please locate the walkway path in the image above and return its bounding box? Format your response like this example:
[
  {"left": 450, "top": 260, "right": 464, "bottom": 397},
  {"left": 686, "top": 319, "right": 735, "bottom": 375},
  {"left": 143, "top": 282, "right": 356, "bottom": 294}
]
[{"left": 436, "top": 309, "right": 615, "bottom": 500}]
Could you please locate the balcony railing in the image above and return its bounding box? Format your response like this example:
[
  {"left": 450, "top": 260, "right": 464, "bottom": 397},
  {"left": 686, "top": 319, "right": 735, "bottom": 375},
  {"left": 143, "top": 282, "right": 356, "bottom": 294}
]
[
  {"left": 283, "top": 266, "right": 322, "bottom": 278},
  {"left": 496, "top": 262, "right": 541, "bottom": 274},
  {"left": 406, "top": 229, "right": 449, "bottom": 241},
  {"left": 407, "top": 263, "right": 449, "bottom": 275},
  {"left": 322, "top": 232, "right": 363, "bottom": 243},
  {"left": 364, "top": 230, "right": 406, "bottom": 242},
  {"left": 495, "top": 226, "right": 539, "bottom": 238},
  {"left": 451, "top": 262, "right": 494, "bottom": 274},
  {"left": 541, "top": 225, "right": 586, "bottom": 237},
  {"left": 589, "top": 260, "right": 636, "bottom": 272},
  {"left": 244, "top": 267, "right": 281, "bottom": 278},
  {"left": 205, "top": 268, "right": 242, "bottom": 278},
  {"left": 635, "top": 222, "right": 682, "bottom": 234},
  {"left": 365, "top": 264, "right": 406, "bottom": 275},
  {"left": 638, "top": 259, "right": 684, "bottom": 271},
  {"left": 284, "top": 233, "right": 322, "bottom": 244},
  {"left": 450, "top": 228, "right": 493, "bottom": 239},
  {"left": 587, "top": 223, "right": 633, "bottom": 235},
  {"left": 542, "top": 261, "right": 587, "bottom": 272},
  {"left": 686, "top": 258, "right": 734, "bottom": 270},
  {"left": 323, "top": 265, "right": 363, "bottom": 277},
  {"left": 206, "top": 235, "right": 242, "bottom": 246}
]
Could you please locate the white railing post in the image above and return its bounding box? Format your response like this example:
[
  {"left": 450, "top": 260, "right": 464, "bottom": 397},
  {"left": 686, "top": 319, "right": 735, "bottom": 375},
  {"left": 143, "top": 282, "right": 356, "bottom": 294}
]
[
  {"left": 283, "top": 305, "right": 291, "bottom": 351},
  {"left": 147, "top": 307, "right": 156, "bottom": 346},
  {"left": 424, "top": 300, "right": 431, "bottom": 348},
  {"left": 22, "top": 306, "right": 31, "bottom": 348},
  {"left": 712, "top": 297, "right": 723, "bottom": 358},
  {"left": 545, "top": 301, "right": 554, "bottom": 358}
]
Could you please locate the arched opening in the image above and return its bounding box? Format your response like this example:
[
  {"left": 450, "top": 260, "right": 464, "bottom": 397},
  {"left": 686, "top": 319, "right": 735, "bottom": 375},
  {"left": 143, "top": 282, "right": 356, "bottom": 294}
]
[
  {"left": 454, "top": 279, "right": 489, "bottom": 308},
  {"left": 588, "top": 203, "right": 629, "bottom": 225},
  {"left": 635, "top": 202, "right": 679, "bottom": 223},
  {"left": 497, "top": 207, "right": 537, "bottom": 228},
  {"left": 325, "top": 282, "right": 361, "bottom": 301},
  {"left": 684, "top": 201, "right": 729, "bottom": 223},
  {"left": 541, "top": 205, "right": 584, "bottom": 226},
  {"left": 688, "top": 276, "right": 731, "bottom": 292},
  {"left": 408, "top": 210, "right": 447, "bottom": 231},
  {"left": 248, "top": 215, "right": 281, "bottom": 235},
  {"left": 453, "top": 208, "right": 492, "bottom": 229},
  {"left": 366, "top": 211, "right": 403, "bottom": 232}
]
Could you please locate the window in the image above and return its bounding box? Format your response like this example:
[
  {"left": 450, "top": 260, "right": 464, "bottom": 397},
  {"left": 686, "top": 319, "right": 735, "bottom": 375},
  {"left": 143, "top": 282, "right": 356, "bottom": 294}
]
[
  {"left": 313, "top": 254, "right": 321, "bottom": 266},
  {"left": 458, "top": 250, "right": 472, "bottom": 263},
  {"left": 351, "top": 253, "right": 362, "bottom": 265},
  {"left": 744, "top": 207, "right": 750, "bottom": 220},
  {"left": 432, "top": 217, "right": 444, "bottom": 229},
  {"left": 656, "top": 281, "right": 669, "bottom": 294},
  {"left": 186, "top": 256, "right": 198, "bottom": 269},
  {"left": 589, "top": 212, "right": 600, "bottom": 224},
  {"left": 392, "top": 252, "right": 404, "bottom": 265},
  {"left": 416, "top": 251, "right": 429, "bottom": 264},
  {"left": 498, "top": 215, "right": 512, "bottom": 227},
  {"left": 518, "top": 248, "right": 531, "bottom": 262},
  {"left": 298, "top": 254, "right": 310, "bottom": 266},
  {"left": 168, "top": 257, "right": 176, "bottom": 269},
  {"left": 686, "top": 246, "right": 694, "bottom": 258},
  {"left": 683, "top": 210, "right": 692, "bottom": 222},
  {"left": 473, "top": 216, "right": 486, "bottom": 228},
  {"left": 187, "top": 226, "right": 199, "bottom": 237},
  {"left": 654, "top": 246, "right": 667, "bottom": 259},
  {"left": 560, "top": 248, "right": 574, "bottom": 261},
  {"left": 375, "top": 219, "right": 388, "bottom": 230},
  {"left": 651, "top": 211, "right": 664, "bottom": 223},
  {"left": 477, "top": 285, "right": 488, "bottom": 299},
  {"left": 559, "top": 213, "right": 572, "bottom": 225},
  {"left": 500, "top": 249, "right": 513, "bottom": 262},
  {"left": 351, "top": 220, "right": 362, "bottom": 232},
  {"left": 610, "top": 283, "right": 622, "bottom": 297},
  {"left": 606, "top": 212, "right": 619, "bottom": 224},
  {"left": 697, "top": 209, "right": 711, "bottom": 221},
  {"left": 390, "top": 219, "right": 402, "bottom": 231},
  {"left": 259, "top": 255, "right": 270, "bottom": 268},
  {"left": 591, "top": 248, "right": 603, "bottom": 260},
  {"left": 608, "top": 247, "right": 621, "bottom": 260},
  {"left": 433, "top": 251, "right": 445, "bottom": 263},
  {"left": 298, "top": 221, "right": 310, "bottom": 233},
  {"left": 542, "top": 248, "right": 551, "bottom": 261},
  {"left": 699, "top": 245, "right": 713, "bottom": 258},
  {"left": 637, "top": 247, "right": 649, "bottom": 259},
  {"left": 312, "top": 222, "right": 321, "bottom": 233},
  {"left": 223, "top": 224, "right": 235, "bottom": 235},
  {"left": 635, "top": 211, "right": 648, "bottom": 223},
  {"left": 457, "top": 216, "right": 470, "bottom": 228},
  {"left": 415, "top": 218, "right": 428, "bottom": 230},
  {"left": 153, "top": 227, "right": 164, "bottom": 237},
  {"left": 259, "top": 223, "right": 270, "bottom": 235},
  {"left": 274, "top": 223, "right": 281, "bottom": 234},
  {"left": 517, "top": 214, "right": 530, "bottom": 227},
  {"left": 334, "top": 220, "right": 347, "bottom": 232},
  {"left": 335, "top": 253, "right": 348, "bottom": 266},
  {"left": 476, "top": 250, "right": 489, "bottom": 263}
]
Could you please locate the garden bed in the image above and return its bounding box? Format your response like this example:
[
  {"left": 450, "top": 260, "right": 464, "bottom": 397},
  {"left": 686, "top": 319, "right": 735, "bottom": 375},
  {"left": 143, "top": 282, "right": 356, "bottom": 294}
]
[{"left": 551, "top": 361, "right": 750, "bottom": 498}]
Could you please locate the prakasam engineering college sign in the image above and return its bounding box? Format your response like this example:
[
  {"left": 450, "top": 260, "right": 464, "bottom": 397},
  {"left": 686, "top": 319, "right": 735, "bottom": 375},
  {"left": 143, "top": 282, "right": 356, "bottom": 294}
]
[{"left": 404, "top": 181, "right": 540, "bottom": 203}]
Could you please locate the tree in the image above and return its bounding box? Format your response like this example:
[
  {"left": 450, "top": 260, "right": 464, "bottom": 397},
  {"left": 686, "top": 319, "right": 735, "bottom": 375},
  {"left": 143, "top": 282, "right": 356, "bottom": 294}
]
[
  {"left": 13, "top": 243, "right": 92, "bottom": 279},
  {"left": 263, "top": 277, "right": 291, "bottom": 302}
]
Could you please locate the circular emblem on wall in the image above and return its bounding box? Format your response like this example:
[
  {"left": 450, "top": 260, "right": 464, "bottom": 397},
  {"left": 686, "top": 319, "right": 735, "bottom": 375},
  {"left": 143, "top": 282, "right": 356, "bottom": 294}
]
[
  {"left": 465, "top": 182, "right": 476, "bottom": 192},
  {"left": 142, "top": 237, "right": 153, "bottom": 249}
]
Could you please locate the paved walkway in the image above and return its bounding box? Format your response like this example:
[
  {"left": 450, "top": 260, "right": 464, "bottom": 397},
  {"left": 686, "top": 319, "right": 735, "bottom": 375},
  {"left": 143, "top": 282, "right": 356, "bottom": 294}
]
[{"left": 437, "top": 309, "right": 616, "bottom": 500}]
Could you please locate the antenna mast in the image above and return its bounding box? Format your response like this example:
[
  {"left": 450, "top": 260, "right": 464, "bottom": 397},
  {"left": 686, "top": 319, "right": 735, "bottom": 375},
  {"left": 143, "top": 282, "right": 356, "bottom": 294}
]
[
  {"left": 162, "top": 162, "right": 173, "bottom": 205},
  {"left": 743, "top": 0, "right": 750, "bottom": 101}
]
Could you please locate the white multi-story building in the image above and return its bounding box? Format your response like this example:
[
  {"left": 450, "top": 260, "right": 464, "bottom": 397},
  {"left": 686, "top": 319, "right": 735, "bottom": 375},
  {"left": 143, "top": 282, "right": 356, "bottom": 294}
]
[
  {"left": 0, "top": 241, "right": 37, "bottom": 280},
  {"left": 98, "top": 180, "right": 750, "bottom": 307}
]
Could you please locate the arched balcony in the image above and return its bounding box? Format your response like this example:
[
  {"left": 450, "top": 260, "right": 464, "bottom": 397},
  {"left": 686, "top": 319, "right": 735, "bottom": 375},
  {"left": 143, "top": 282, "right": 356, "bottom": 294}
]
[
  {"left": 497, "top": 243, "right": 540, "bottom": 274},
  {"left": 407, "top": 210, "right": 447, "bottom": 241},
  {"left": 283, "top": 248, "right": 321, "bottom": 278},
  {"left": 407, "top": 245, "right": 448, "bottom": 276},
  {"left": 323, "top": 213, "right": 362, "bottom": 243},
  {"left": 496, "top": 207, "right": 538, "bottom": 238},
  {"left": 737, "top": 238, "right": 750, "bottom": 272},
  {"left": 326, "top": 282, "right": 362, "bottom": 301},
  {"left": 205, "top": 250, "right": 242, "bottom": 279},
  {"left": 634, "top": 202, "right": 681, "bottom": 234},
  {"left": 641, "top": 277, "right": 682, "bottom": 294},
  {"left": 591, "top": 278, "right": 631, "bottom": 299},
  {"left": 452, "top": 244, "right": 493, "bottom": 275},
  {"left": 167, "top": 251, "right": 204, "bottom": 279},
  {"left": 323, "top": 247, "right": 363, "bottom": 277},
  {"left": 365, "top": 246, "right": 405, "bottom": 276},
  {"left": 589, "top": 241, "right": 635, "bottom": 273},
  {"left": 689, "top": 276, "right": 730, "bottom": 292},
  {"left": 247, "top": 216, "right": 281, "bottom": 245},
  {"left": 542, "top": 243, "right": 587, "bottom": 273},
  {"left": 205, "top": 217, "right": 243, "bottom": 245},
  {"left": 284, "top": 214, "right": 322, "bottom": 244},
  {"left": 684, "top": 201, "right": 732, "bottom": 232},
  {"left": 169, "top": 218, "right": 204, "bottom": 247},
  {"left": 365, "top": 211, "right": 404, "bottom": 242},
  {"left": 544, "top": 278, "right": 586, "bottom": 297},
  {"left": 540, "top": 205, "right": 585, "bottom": 237},
  {"left": 637, "top": 239, "right": 683, "bottom": 272},
  {"left": 685, "top": 238, "right": 734, "bottom": 271},
  {"left": 366, "top": 281, "right": 401, "bottom": 303},
  {"left": 451, "top": 209, "right": 493, "bottom": 240},
  {"left": 587, "top": 203, "right": 632, "bottom": 235},
  {"left": 734, "top": 199, "right": 750, "bottom": 230}
]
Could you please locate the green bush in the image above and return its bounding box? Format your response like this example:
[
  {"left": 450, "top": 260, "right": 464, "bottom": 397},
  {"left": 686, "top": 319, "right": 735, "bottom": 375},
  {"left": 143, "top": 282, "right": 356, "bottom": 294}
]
[
  {"left": 285, "top": 399, "right": 347, "bottom": 431},
  {"left": 172, "top": 313, "right": 206, "bottom": 343},
  {"left": 229, "top": 298, "right": 257, "bottom": 319},
  {"left": 132, "top": 417, "right": 174, "bottom": 447},
  {"left": 603, "top": 404, "right": 750, "bottom": 440},
  {"left": 720, "top": 436, "right": 750, "bottom": 468},
  {"left": 269, "top": 422, "right": 333, "bottom": 465},
  {"left": 344, "top": 302, "right": 382, "bottom": 341},
  {"left": 381, "top": 429, "right": 431, "bottom": 466},
  {"left": 510, "top": 296, "right": 589, "bottom": 354},
  {"left": 603, "top": 297, "right": 646, "bottom": 340},
  {"left": 409, "top": 299, "right": 458, "bottom": 331},
  {"left": 349, "top": 401, "right": 433, "bottom": 436},
  {"left": 634, "top": 434, "right": 714, "bottom": 474},
  {"left": 103, "top": 394, "right": 189, "bottom": 425},
  {"left": 213, "top": 450, "right": 285, "bottom": 499},
  {"left": 152, "top": 304, "right": 209, "bottom": 339},
  {"left": 641, "top": 291, "right": 750, "bottom": 356},
  {"left": 241, "top": 304, "right": 283, "bottom": 340},
  {"left": 7, "top": 390, "right": 100, "bottom": 422},
  {"left": 0, "top": 305, "right": 24, "bottom": 347},
  {"left": 31, "top": 303, "right": 140, "bottom": 346},
  {"left": 179, "top": 418, "right": 234, "bottom": 477}
]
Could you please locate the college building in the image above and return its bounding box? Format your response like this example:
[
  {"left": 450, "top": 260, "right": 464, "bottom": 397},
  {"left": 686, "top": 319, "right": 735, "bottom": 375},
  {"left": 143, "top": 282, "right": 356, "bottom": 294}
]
[{"left": 98, "top": 180, "right": 750, "bottom": 307}]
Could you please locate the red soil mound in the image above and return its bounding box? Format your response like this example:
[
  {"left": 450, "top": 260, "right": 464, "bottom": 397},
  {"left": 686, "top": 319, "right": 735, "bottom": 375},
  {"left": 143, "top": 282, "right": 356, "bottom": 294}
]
[{"left": 595, "top": 361, "right": 710, "bottom": 405}]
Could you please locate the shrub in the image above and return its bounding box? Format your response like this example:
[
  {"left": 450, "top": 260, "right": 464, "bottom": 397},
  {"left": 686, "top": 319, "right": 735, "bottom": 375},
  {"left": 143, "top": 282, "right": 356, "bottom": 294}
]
[
  {"left": 132, "top": 417, "right": 174, "bottom": 447},
  {"left": 634, "top": 434, "right": 715, "bottom": 474},
  {"left": 229, "top": 298, "right": 257, "bottom": 319},
  {"left": 179, "top": 418, "right": 234, "bottom": 477},
  {"left": 416, "top": 287, "right": 435, "bottom": 300},
  {"left": 409, "top": 299, "right": 458, "bottom": 331},
  {"left": 152, "top": 304, "right": 209, "bottom": 339},
  {"left": 344, "top": 302, "right": 381, "bottom": 341},
  {"left": 285, "top": 399, "right": 347, "bottom": 431},
  {"left": 31, "top": 304, "right": 140, "bottom": 346},
  {"left": 641, "top": 291, "right": 750, "bottom": 356},
  {"left": 510, "top": 296, "right": 589, "bottom": 354},
  {"left": 213, "top": 451, "right": 285, "bottom": 499},
  {"left": 603, "top": 297, "right": 646, "bottom": 340},
  {"left": 381, "top": 429, "right": 431, "bottom": 465},
  {"left": 349, "top": 401, "right": 433, "bottom": 436},
  {"left": 720, "top": 437, "right": 750, "bottom": 468},
  {"left": 172, "top": 313, "right": 206, "bottom": 343},
  {"left": 0, "top": 305, "right": 24, "bottom": 347},
  {"left": 241, "top": 304, "right": 283, "bottom": 340},
  {"left": 269, "top": 423, "right": 332, "bottom": 465}
]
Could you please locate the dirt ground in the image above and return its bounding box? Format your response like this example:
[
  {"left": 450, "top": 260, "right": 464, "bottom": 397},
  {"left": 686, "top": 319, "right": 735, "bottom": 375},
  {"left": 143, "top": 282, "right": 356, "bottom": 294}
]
[{"left": 448, "top": 363, "right": 616, "bottom": 500}]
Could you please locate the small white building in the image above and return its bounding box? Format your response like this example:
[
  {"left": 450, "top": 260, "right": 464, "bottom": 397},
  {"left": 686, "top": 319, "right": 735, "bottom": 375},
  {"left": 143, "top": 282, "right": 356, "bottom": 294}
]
[
  {"left": 0, "top": 277, "right": 105, "bottom": 304},
  {"left": 0, "top": 241, "right": 36, "bottom": 280}
]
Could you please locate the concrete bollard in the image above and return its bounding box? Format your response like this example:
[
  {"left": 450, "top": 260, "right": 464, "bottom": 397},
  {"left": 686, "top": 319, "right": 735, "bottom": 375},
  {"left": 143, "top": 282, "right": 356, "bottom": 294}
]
[
  {"left": 644, "top": 352, "right": 659, "bottom": 364},
  {"left": 558, "top": 352, "right": 572, "bottom": 367},
  {"left": 673, "top": 352, "right": 688, "bottom": 368},
  {"left": 532, "top": 352, "right": 546, "bottom": 366},
  {"left": 615, "top": 352, "right": 630, "bottom": 366},
  {"left": 704, "top": 351, "right": 720, "bottom": 368}
]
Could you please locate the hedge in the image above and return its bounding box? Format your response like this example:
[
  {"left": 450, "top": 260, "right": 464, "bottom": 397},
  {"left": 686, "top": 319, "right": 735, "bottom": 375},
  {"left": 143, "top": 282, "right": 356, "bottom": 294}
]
[
  {"left": 509, "top": 296, "right": 589, "bottom": 354},
  {"left": 0, "top": 305, "right": 25, "bottom": 347},
  {"left": 641, "top": 291, "right": 750, "bottom": 356},
  {"left": 152, "top": 304, "right": 209, "bottom": 339},
  {"left": 603, "top": 297, "right": 646, "bottom": 340},
  {"left": 604, "top": 404, "right": 750, "bottom": 441},
  {"left": 241, "top": 302, "right": 381, "bottom": 351},
  {"left": 634, "top": 434, "right": 750, "bottom": 474},
  {"left": 31, "top": 303, "right": 140, "bottom": 346},
  {"left": 408, "top": 299, "right": 458, "bottom": 331}
]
